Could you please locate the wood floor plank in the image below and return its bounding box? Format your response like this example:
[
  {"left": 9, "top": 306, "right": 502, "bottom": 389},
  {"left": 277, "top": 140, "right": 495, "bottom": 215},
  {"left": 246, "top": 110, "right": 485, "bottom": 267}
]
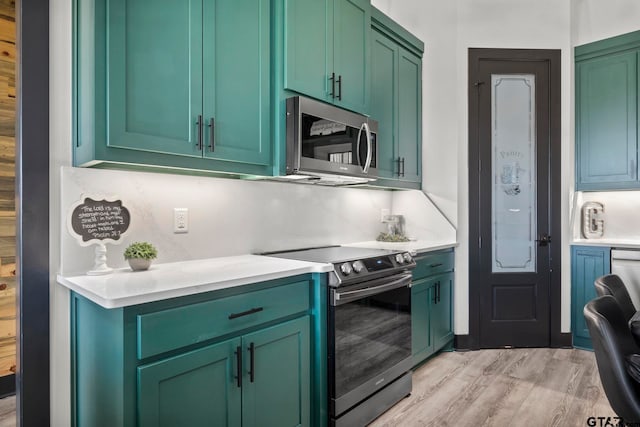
[{"left": 371, "top": 348, "right": 617, "bottom": 427}]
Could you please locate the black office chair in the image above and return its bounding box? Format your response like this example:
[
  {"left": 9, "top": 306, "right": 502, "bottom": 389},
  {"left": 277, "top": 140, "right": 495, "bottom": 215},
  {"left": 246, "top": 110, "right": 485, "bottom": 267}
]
[
  {"left": 584, "top": 296, "right": 640, "bottom": 423},
  {"left": 595, "top": 274, "right": 637, "bottom": 321}
]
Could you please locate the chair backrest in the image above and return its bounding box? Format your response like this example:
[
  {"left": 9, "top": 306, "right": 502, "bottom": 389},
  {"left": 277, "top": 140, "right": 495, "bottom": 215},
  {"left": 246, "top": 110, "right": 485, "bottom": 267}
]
[
  {"left": 595, "top": 274, "right": 637, "bottom": 321},
  {"left": 584, "top": 295, "right": 640, "bottom": 423}
]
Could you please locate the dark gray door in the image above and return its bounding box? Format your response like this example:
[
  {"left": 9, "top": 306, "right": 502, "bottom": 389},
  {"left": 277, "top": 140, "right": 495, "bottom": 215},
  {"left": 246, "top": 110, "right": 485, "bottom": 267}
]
[{"left": 469, "top": 49, "right": 562, "bottom": 348}]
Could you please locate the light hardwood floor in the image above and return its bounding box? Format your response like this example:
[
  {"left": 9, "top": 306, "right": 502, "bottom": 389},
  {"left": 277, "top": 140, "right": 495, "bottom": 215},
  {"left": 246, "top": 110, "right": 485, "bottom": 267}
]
[
  {"left": 371, "top": 348, "right": 616, "bottom": 427},
  {"left": 0, "top": 349, "right": 616, "bottom": 426}
]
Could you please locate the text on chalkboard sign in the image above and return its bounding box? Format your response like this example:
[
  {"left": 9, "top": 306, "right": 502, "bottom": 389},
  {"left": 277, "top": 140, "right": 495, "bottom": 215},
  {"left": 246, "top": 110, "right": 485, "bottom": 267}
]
[{"left": 70, "top": 198, "right": 131, "bottom": 242}]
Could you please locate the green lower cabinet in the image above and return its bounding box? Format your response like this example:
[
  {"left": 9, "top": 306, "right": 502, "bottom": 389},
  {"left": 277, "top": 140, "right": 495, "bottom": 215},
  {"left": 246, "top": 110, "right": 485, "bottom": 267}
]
[
  {"left": 138, "top": 317, "right": 310, "bottom": 427},
  {"left": 431, "top": 273, "right": 454, "bottom": 351},
  {"left": 411, "top": 278, "right": 433, "bottom": 364},
  {"left": 242, "top": 316, "right": 310, "bottom": 427},
  {"left": 411, "top": 250, "right": 455, "bottom": 366},
  {"left": 571, "top": 245, "right": 611, "bottom": 350},
  {"left": 138, "top": 338, "right": 242, "bottom": 427},
  {"left": 71, "top": 276, "right": 319, "bottom": 427}
]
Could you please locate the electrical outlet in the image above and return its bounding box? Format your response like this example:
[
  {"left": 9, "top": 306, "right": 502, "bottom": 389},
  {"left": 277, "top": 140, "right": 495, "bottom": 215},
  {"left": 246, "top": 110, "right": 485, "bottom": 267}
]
[
  {"left": 174, "top": 208, "right": 189, "bottom": 233},
  {"left": 380, "top": 208, "right": 390, "bottom": 222}
]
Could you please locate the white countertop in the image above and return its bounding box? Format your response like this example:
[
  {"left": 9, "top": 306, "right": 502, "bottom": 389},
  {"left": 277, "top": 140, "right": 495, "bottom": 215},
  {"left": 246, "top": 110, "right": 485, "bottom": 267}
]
[
  {"left": 342, "top": 239, "right": 458, "bottom": 254},
  {"left": 572, "top": 239, "right": 640, "bottom": 249},
  {"left": 57, "top": 255, "right": 333, "bottom": 309}
]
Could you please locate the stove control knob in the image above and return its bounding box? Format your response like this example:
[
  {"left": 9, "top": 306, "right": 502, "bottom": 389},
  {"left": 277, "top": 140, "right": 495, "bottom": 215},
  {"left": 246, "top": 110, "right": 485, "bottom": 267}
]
[
  {"left": 395, "top": 254, "right": 405, "bottom": 264},
  {"left": 403, "top": 253, "right": 413, "bottom": 263},
  {"left": 340, "top": 262, "right": 353, "bottom": 275},
  {"left": 352, "top": 260, "right": 365, "bottom": 273}
]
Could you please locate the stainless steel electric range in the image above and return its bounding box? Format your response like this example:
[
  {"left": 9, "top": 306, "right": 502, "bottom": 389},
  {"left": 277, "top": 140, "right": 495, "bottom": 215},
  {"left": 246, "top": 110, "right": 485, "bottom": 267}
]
[{"left": 264, "top": 246, "right": 416, "bottom": 427}]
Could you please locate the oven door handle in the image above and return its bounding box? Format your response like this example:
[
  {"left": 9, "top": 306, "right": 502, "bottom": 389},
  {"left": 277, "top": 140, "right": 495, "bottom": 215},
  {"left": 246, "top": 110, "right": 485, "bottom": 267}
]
[{"left": 332, "top": 274, "right": 412, "bottom": 306}]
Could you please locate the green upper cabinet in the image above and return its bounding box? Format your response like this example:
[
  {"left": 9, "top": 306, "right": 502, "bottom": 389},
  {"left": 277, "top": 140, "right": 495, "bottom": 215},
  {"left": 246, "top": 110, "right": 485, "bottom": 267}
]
[
  {"left": 371, "top": 29, "right": 398, "bottom": 179},
  {"left": 397, "top": 47, "right": 422, "bottom": 183},
  {"left": 370, "top": 9, "right": 423, "bottom": 188},
  {"left": 202, "top": 0, "right": 271, "bottom": 165},
  {"left": 76, "top": 0, "right": 272, "bottom": 175},
  {"left": 575, "top": 30, "right": 640, "bottom": 191},
  {"left": 107, "top": 0, "right": 203, "bottom": 157},
  {"left": 284, "top": 0, "right": 370, "bottom": 114}
]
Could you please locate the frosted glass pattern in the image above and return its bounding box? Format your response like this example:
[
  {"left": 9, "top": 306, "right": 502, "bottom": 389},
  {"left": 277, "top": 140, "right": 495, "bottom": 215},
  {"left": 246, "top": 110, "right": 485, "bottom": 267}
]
[{"left": 491, "top": 74, "right": 536, "bottom": 273}]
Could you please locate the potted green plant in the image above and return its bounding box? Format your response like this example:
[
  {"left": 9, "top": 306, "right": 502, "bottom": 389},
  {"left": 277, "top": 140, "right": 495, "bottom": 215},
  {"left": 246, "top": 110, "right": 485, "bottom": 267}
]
[{"left": 123, "top": 242, "right": 158, "bottom": 271}]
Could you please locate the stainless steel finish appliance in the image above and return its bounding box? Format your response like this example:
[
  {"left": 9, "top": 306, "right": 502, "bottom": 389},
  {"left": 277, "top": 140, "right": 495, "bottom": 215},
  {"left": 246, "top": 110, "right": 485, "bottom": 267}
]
[
  {"left": 264, "top": 246, "right": 415, "bottom": 426},
  {"left": 283, "top": 96, "right": 378, "bottom": 185},
  {"left": 612, "top": 249, "right": 640, "bottom": 308}
]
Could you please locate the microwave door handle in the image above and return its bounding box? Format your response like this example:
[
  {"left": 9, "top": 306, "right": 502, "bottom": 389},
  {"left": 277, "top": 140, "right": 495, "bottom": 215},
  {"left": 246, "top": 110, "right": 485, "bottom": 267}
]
[
  {"left": 356, "top": 123, "right": 365, "bottom": 167},
  {"left": 363, "top": 122, "right": 372, "bottom": 173}
]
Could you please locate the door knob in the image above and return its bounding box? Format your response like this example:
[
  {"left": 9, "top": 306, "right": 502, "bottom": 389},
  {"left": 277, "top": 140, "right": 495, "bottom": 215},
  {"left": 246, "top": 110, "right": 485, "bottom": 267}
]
[{"left": 535, "top": 234, "right": 551, "bottom": 247}]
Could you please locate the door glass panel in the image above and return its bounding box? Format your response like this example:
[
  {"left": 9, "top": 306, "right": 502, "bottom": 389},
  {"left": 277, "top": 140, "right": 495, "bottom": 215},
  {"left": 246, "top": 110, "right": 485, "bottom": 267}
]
[{"left": 491, "top": 74, "right": 536, "bottom": 273}]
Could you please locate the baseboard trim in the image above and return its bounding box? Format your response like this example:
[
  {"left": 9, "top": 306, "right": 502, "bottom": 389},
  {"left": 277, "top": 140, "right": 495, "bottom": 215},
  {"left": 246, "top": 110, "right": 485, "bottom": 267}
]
[
  {"left": 552, "top": 332, "right": 573, "bottom": 349},
  {"left": 454, "top": 334, "right": 473, "bottom": 351}
]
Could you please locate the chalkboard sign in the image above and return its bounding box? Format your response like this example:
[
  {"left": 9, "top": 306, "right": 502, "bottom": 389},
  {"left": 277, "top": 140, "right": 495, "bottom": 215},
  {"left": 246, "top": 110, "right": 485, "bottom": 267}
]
[{"left": 69, "top": 197, "right": 131, "bottom": 245}]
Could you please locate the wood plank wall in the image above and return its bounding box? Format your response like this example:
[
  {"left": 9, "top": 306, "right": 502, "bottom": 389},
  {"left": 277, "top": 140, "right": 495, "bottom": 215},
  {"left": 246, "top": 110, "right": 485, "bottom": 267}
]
[{"left": 0, "top": 0, "right": 16, "bottom": 377}]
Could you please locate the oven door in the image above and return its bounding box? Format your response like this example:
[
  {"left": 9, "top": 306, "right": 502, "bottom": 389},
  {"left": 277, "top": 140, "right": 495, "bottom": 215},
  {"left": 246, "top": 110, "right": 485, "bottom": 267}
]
[{"left": 329, "top": 273, "right": 413, "bottom": 417}]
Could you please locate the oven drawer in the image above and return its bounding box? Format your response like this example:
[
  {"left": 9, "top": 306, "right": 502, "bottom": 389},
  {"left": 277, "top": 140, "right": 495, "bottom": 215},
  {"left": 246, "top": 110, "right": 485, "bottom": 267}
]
[
  {"left": 136, "top": 281, "right": 310, "bottom": 359},
  {"left": 412, "top": 250, "right": 454, "bottom": 280}
]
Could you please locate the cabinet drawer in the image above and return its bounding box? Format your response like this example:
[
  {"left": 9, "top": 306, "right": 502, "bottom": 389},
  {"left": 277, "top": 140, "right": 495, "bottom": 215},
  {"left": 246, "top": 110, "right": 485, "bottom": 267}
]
[
  {"left": 137, "top": 281, "right": 310, "bottom": 359},
  {"left": 412, "top": 251, "right": 454, "bottom": 280}
]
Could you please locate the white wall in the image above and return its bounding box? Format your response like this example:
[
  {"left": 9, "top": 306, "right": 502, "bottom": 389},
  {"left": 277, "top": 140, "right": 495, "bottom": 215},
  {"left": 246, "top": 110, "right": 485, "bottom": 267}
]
[
  {"left": 60, "top": 167, "right": 393, "bottom": 275},
  {"left": 571, "top": 0, "right": 640, "bottom": 46}
]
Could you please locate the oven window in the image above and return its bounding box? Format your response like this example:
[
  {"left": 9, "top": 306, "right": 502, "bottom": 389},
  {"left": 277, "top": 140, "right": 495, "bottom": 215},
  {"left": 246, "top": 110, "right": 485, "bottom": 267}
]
[{"left": 332, "top": 286, "right": 411, "bottom": 399}]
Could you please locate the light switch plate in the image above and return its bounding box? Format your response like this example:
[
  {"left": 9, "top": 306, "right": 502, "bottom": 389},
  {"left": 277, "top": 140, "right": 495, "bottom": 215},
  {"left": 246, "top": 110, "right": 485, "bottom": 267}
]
[{"left": 174, "top": 208, "right": 189, "bottom": 233}]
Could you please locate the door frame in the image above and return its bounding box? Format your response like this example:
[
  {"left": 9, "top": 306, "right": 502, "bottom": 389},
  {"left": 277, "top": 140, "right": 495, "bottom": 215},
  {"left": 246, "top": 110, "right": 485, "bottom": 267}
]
[
  {"left": 468, "top": 48, "right": 565, "bottom": 349},
  {"left": 16, "top": 0, "right": 51, "bottom": 424}
]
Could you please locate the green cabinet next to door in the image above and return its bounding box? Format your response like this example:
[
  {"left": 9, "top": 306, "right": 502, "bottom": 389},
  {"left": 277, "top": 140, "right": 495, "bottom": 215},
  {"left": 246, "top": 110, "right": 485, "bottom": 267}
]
[
  {"left": 571, "top": 245, "right": 611, "bottom": 350},
  {"left": 138, "top": 316, "right": 310, "bottom": 427},
  {"left": 576, "top": 50, "right": 638, "bottom": 189},
  {"left": 284, "top": 0, "right": 370, "bottom": 114},
  {"left": 411, "top": 250, "right": 454, "bottom": 366},
  {"left": 77, "top": 0, "right": 271, "bottom": 174},
  {"left": 575, "top": 30, "right": 640, "bottom": 191},
  {"left": 370, "top": 9, "right": 423, "bottom": 188}
]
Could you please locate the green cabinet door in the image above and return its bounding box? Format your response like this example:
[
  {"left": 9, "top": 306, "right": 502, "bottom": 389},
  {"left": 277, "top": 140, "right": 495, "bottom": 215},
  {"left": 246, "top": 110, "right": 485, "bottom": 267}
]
[
  {"left": 370, "top": 25, "right": 422, "bottom": 185},
  {"left": 242, "top": 316, "right": 310, "bottom": 427},
  {"left": 370, "top": 29, "right": 398, "bottom": 179},
  {"left": 576, "top": 51, "right": 638, "bottom": 189},
  {"left": 333, "top": 0, "right": 371, "bottom": 114},
  {"left": 571, "top": 246, "right": 611, "bottom": 350},
  {"left": 432, "top": 273, "right": 454, "bottom": 350},
  {"left": 283, "top": 0, "right": 331, "bottom": 102},
  {"left": 107, "top": 0, "right": 203, "bottom": 157},
  {"left": 203, "top": 0, "right": 271, "bottom": 165},
  {"left": 411, "top": 278, "right": 433, "bottom": 365},
  {"left": 137, "top": 337, "right": 242, "bottom": 427},
  {"left": 397, "top": 47, "right": 422, "bottom": 183}
]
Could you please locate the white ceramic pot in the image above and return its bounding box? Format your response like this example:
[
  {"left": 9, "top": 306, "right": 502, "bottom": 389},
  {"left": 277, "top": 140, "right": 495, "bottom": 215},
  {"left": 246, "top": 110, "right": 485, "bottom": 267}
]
[{"left": 128, "top": 258, "right": 152, "bottom": 271}]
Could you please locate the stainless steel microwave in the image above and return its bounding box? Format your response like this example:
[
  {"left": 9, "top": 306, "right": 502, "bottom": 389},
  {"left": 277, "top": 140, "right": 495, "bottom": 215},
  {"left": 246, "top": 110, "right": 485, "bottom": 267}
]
[{"left": 284, "top": 96, "right": 378, "bottom": 185}]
